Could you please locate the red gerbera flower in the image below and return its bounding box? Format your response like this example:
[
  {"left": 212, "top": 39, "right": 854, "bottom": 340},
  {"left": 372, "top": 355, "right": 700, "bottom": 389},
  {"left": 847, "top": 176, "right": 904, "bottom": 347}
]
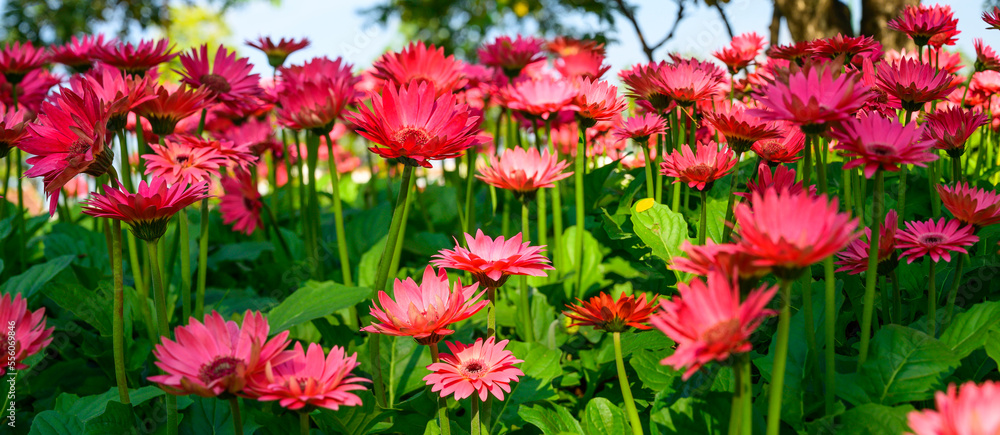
[
  {"left": 612, "top": 113, "right": 666, "bottom": 143},
  {"left": 573, "top": 78, "right": 627, "bottom": 126},
  {"left": 423, "top": 337, "right": 524, "bottom": 401},
  {"left": 836, "top": 209, "right": 899, "bottom": 275},
  {"left": 767, "top": 41, "right": 813, "bottom": 65},
  {"left": 0, "top": 69, "right": 61, "bottom": 113},
  {"left": 660, "top": 141, "right": 736, "bottom": 191},
  {"left": 0, "top": 104, "right": 29, "bottom": 158},
  {"left": 348, "top": 81, "right": 486, "bottom": 167},
  {"left": 277, "top": 78, "right": 357, "bottom": 134},
  {"left": 619, "top": 62, "right": 672, "bottom": 113},
  {"left": 219, "top": 170, "right": 263, "bottom": 235},
  {"left": 703, "top": 102, "right": 782, "bottom": 153},
  {"left": 888, "top": 4, "right": 960, "bottom": 48},
  {"left": 18, "top": 85, "right": 113, "bottom": 215},
  {"left": 670, "top": 240, "right": 770, "bottom": 280},
  {"left": 923, "top": 107, "right": 989, "bottom": 156},
  {"left": 547, "top": 36, "right": 606, "bottom": 57},
  {"left": 554, "top": 50, "right": 610, "bottom": 80},
  {"left": 885, "top": 47, "right": 964, "bottom": 75},
  {"left": 975, "top": 39, "right": 1000, "bottom": 72},
  {"left": 985, "top": 6, "right": 1000, "bottom": 30},
  {"left": 739, "top": 163, "right": 815, "bottom": 200},
  {"left": 713, "top": 32, "right": 765, "bottom": 74},
  {"left": 143, "top": 135, "right": 228, "bottom": 184},
  {"left": 830, "top": 112, "right": 937, "bottom": 178},
  {"left": 751, "top": 124, "right": 806, "bottom": 164},
  {"left": 476, "top": 147, "right": 572, "bottom": 197},
  {"left": 896, "top": 218, "right": 978, "bottom": 263},
  {"left": 432, "top": 230, "right": 553, "bottom": 288},
  {"left": 245, "top": 36, "right": 310, "bottom": 68},
  {"left": 907, "top": 381, "right": 1000, "bottom": 435},
  {"left": 51, "top": 34, "right": 110, "bottom": 73},
  {"left": 249, "top": 342, "right": 368, "bottom": 411},
  {"left": 0, "top": 41, "right": 49, "bottom": 84},
  {"left": 876, "top": 58, "right": 957, "bottom": 112},
  {"left": 809, "top": 34, "right": 882, "bottom": 66},
  {"left": 656, "top": 61, "right": 724, "bottom": 107},
  {"left": 936, "top": 182, "right": 1000, "bottom": 229},
  {"left": 651, "top": 269, "right": 778, "bottom": 379},
  {"left": 74, "top": 65, "right": 155, "bottom": 131},
  {"left": 499, "top": 76, "right": 577, "bottom": 119},
  {"left": 178, "top": 44, "right": 262, "bottom": 112},
  {"left": 0, "top": 293, "right": 54, "bottom": 376},
  {"left": 94, "top": 38, "right": 177, "bottom": 76},
  {"left": 749, "top": 61, "right": 871, "bottom": 134},
  {"left": 564, "top": 292, "right": 657, "bottom": 332},
  {"left": 83, "top": 178, "right": 209, "bottom": 241},
  {"left": 372, "top": 41, "right": 466, "bottom": 95},
  {"left": 734, "top": 188, "right": 858, "bottom": 277},
  {"left": 479, "top": 35, "right": 546, "bottom": 78},
  {"left": 135, "top": 85, "right": 213, "bottom": 136}
]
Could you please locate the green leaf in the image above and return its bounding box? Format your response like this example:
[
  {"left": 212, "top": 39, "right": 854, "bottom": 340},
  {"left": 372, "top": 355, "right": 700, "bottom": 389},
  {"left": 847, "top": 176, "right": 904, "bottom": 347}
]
[
  {"left": 620, "top": 330, "right": 675, "bottom": 357},
  {"left": 491, "top": 344, "right": 560, "bottom": 432},
  {"left": 58, "top": 386, "right": 165, "bottom": 423},
  {"left": 388, "top": 336, "right": 431, "bottom": 403},
  {"left": 507, "top": 341, "right": 562, "bottom": 382},
  {"left": 29, "top": 410, "right": 84, "bottom": 435},
  {"left": 520, "top": 404, "right": 585, "bottom": 435},
  {"left": 357, "top": 235, "right": 388, "bottom": 289},
  {"left": 939, "top": 300, "right": 1000, "bottom": 359},
  {"left": 854, "top": 325, "right": 960, "bottom": 405},
  {"left": 267, "top": 281, "right": 371, "bottom": 332},
  {"left": 207, "top": 242, "right": 273, "bottom": 269},
  {"left": 630, "top": 349, "right": 679, "bottom": 392},
  {"left": 838, "top": 403, "right": 915, "bottom": 435},
  {"left": 629, "top": 200, "right": 688, "bottom": 264},
  {"left": 313, "top": 390, "right": 396, "bottom": 435},
  {"left": 583, "top": 397, "right": 628, "bottom": 435},
  {"left": 178, "top": 396, "right": 261, "bottom": 435},
  {"left": 557, "top": 226, "right": 605, "bottom": 296},
  {"left": 985, "top": 328, "right": 1000, "bottom": 369},
  {"left": 83, "top": 401, "right": 135, "bottom": 435},
  {"left": 0, "top": 255, "right": 75, "bottom": 297},
  {"left": 44, "top": 281, "right": 113, "bottom": 336},
  {"left": 44, "top": 223, "right": 109, "bottom": 270},
  {"left": 703, "top": 198, "right": 728, "bottom": 244},
  {"left": 650, "top": 392, "right": 730, "bottom": 435}
]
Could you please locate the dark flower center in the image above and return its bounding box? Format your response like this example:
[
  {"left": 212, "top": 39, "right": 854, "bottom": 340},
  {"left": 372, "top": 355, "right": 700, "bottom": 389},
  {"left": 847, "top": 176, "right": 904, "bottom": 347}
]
[
  {"left": 460, "top": 359, "right": 488, "bottom": 379},
  {"left": 200, "top": 73, "right": 232, "bottom": 94},
  {"left": 702, "top": 319, "right": 740, "bottom": 344},
  {"left": 175, "top": 155, "right": 190, "bottom": 166},
  {"left": 867, "top": 143, "right": 896, "bottom": 157},
  {"left": 918, "top": 233, "right": 945, "bottom": 246},
  {"left": 198, "top": 356, "right": 244, "bottom": 384},
  {"left": 393, "top": 127, "right": 432, "bottom": 147}
]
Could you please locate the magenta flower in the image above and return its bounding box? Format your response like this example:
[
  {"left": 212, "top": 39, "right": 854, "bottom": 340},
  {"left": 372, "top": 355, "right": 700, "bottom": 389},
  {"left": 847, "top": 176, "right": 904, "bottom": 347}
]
[
  {"left": 888, "top": 4, "right": 959, "bottom": 47},
  {"left": 0, "top": 293, "right": 54, "bottom": 376},
  {"left": 478, "top": 35, "right": 546, "bottom": 77},
  {"left": 432, "top": 230, "right": 553, "bottom": 288},
  {"left": 476, "top": 146, "right": 572, "bottom": 196},
  {"left": 660, "top": 141, "right": 736, "bottom": 191},
  {"left": 836, "top": 210, "right": 899, "bottom": 275},
  {"left": 612, "top": 113, "right": 667, "bottom": 144},
  {"left": 829, "top": 112, "right": 937, "bottom": 178},
  {"left": 907, "top": 381, "right": 1000, "bottom": 435},
  {"left": 749, "top": 62, "right": 871, "bottom": 134},
  {"left": 876, "top": 58, "right": 957, "bottom": 112},
  {"left": 922, "top": 107, "right": 989, "bottom": 156},
  {"left": 178, "top": 44, "right": 262, "bottom": 110},
  {"left": 423, "top": 337, "right": 524, "bottom": 401},
  {"left": 896, "top": 218, "right": 978, "bottom": 263},
  {"left": 250, "top": 342, "right": 369, "bottom": 411}
]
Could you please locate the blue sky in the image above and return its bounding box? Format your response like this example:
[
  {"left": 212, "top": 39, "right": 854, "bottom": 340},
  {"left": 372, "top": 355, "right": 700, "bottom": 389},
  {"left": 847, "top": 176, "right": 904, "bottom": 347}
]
[{"left": 221, "top": 0, "right": 992, "bottom": 76}]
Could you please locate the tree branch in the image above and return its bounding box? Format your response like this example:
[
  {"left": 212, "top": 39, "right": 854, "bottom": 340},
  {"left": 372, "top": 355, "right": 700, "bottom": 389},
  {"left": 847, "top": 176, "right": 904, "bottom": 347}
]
[
  {"left": 713, "top": 2, "right": 734, "bottom": 40},
  {"left": 612, "top": 0, "right": 685, "bottom": 63}
]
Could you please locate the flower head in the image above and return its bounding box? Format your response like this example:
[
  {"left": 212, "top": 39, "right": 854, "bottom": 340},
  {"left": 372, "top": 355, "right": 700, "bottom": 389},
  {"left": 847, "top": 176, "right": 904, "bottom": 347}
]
[
  {"left": 135, "top": 85, "right": 213, "bottom": 136},
  {"left": 974, "top": 39, "right": 1000, "bottom": 72},
  {"left": 670, "top": 240, "right": 770, "bottom": 280},
  {"left": 612, "top": 113, "right": 666, "bottom": 144},
  {"left": 424, "top": 337, "right": 524, "bottom": 401},
  {"left": 246, "top": 36, "right": 310, "bottom": 68},
  {"left": 83, "top": 179, "right": 209, "bottom": 241},
  {"left": 703, "top": 103, "right": 782, "bottom": 154},
  {"left": 94, "top": 39, "right": 177, "bottom": 76},
  {"left": 749, "top": 61, "right": 871, "bottom": 134},
  {"left": 76, "top": 65, "right": 156, "bottom": 131},
  {"left": 219, "top": 170, "right": 262, "bottom": 235},
  {"left": 922, "top": 107, "right": 989, "bottom": 157},
  {"left": 363, "top": 266, "right": 486, "bottom": 345},
  {"left": 660, "top": 141, "right": 736, "bottom": 191},
  {"left": 178, "top": 44, "right": 262, "bottom": 110},
  {"left": 372, "top": 41, "right": 466, "bottom": 95},
  {"left": 734, "top": 188, "right": 857, "bottom": 277},
  {"left": 896, "top": 218, "right": 978, "bottom": 263},
  {"left": 985, "top": 7, "right": 1000, "bottom": 30},
  {"left": 809, "top": 34, "right": 882, "bottom": 65},
  {"left": 277, "top": 78, "right": 356, "bottom": 134},
  {"left": 652, "top": 269, "right": 778, "bottom": 379},
  {"left": 751, "top": 124, "right": 805, "bottom": 164},
  {"left": 830, "top": 112, "right": 937, "bottom": 178},
  {"left": 249, "top": 342, "right": 368, "bottom": 411},
  {"left": 564, "top": 292, "right": 657, "bottom": 332},
  {"left": 573, "top": 78, "right": 627, "bottom": 126},
  {"left": 876, "top": 58, "right": 957, "bottom": 111},
  {"left": 739, "top": 163, "right": 814, "bottom": 200},
  {"left": 51, "top": 34, "right": 110, "bottom": 73},
  {"left": 348, "top": 81, "right": 486, "bottom": 167},
  {"left": 432, "top": 230, "right": 553, "bottom": 288},
  {"left": 143, "top": 135, "right": 228, "bottom": 184},
  {"left": 555, "top": 50, "right": 610, "bottom": 80},
  {"left": 149, "top": 311, "right": 292, "bottom": 398},
  {"left": 907, "top": 381, "right": 1000, "bottom": 435},
  {"left": 713, "top": 32, "right": 765, "bottom": 73},
  {"left": 767, "top": 41, "right": 813, "bottom": 65},
  {"left": 0, "top": 293, "right": 54, "bottom": 376},
  {"left": 656, "top": 61, "right": 724, "bottom": 106},
  {"left": 479, "top": 35, "right": 546, "bottom": 78},
  {"left": 836, "top": 210, "right": 899, "bottom": 275},
  {"left": 499, "top": 76, "right": 577, "bottom": 119},
  {"left": 936, "top": 182, "right": 1000, "bottom": 229},
  {"left": 888, "top": 4, "right": 959, "bottom": 47},
  {"left": 0, "top": 41, "right": 49, "bottom": 84},
  {"left": 619, "top": 62, "right": 672, "bottom": 113},
  {"left": 0, "top": 104, "right": 29, "bottom": 158},
  {"left": 547, "top": 37, "right": 605, "bottom": 57},
  {"left": 476, "top": 147, "right": 572, "bottom": 199}
]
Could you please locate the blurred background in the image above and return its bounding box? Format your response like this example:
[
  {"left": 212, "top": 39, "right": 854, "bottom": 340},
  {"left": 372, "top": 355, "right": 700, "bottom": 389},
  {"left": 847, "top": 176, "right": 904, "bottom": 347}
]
[{"left": 0, "top": 0, "right": 997, "bottom": 75}]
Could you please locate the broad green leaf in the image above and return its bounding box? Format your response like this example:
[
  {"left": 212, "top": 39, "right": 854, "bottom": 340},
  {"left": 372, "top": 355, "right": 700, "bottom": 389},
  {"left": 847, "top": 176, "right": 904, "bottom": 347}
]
[
  {"left": 346, "top": 203, "right": 391, "bottom": 259},
  {"left": 702, "top": 198, "right": 728, "bottom": 244},
  {"left": 939, "top": 300, "right": 1000, "bottom": 359},
  {"left": 620, "top": 330, "right": 675, "bottom": 357},
  {"left": 313, "top": 390, "right": 396, "bottom": 435},
  {"left": 267, "top": 281, "right": 371, "bottom": 332},
  {"left": 406, "top": 231, "right": 453, "bottom": 257},
  {"left": 357, "top": 235, "right": 388, "bottom": 289},
  {"left": 854, "top": 325, "right": 960, "bottom": 405},
  {"left": 630, "top": 349, "right": 680, "bottom": 392},
  {"left": 985, "top": 328, "right": 1000, "bottom": 369},
  {"left": 44, "top": 223, "right": 109, "bottom": 270},
  {"left": 58, "top": 386, "right": 165, "bottom": 423},
  {"left": 44, "top": 281, "right": 113, "bottom": 336},
  {"left": 584, "top": 397, "right": 628, "bottom": 435},
  {"left": 0, "top": 215, "right": 12, "bottom": 242},
  {"left": 29, "top": 411, "right": 84, "bottom": 435},
  {"left": 178, "top": 396, "right": 261, "bottom": 435},
  {"left": 491, "top": 345, "right": 560, "bottom": 432},
  {"left": 207, "top": 241, "right": 273, "bottom": 269},
  {"left": 388, "top": 336, "right": 431, "bottom": 403},
  {"left": 630, "top": 200, "right": 688, "bottom": 264},
  {"left": 507, "top": 341, "right": 562, "bottom": 382},
  {"left": 650, "top": 392, "right": 730, "bottom": 435},
  {"left": 838, "top": 403, "right": 915, "bottom": 435},
  {"left": 557, "top": 226, "right": 605, "bottom": 297},
  {"left": 0, "top": 255, "right": 75, "bottom": 297},
  {"left": 83, "top": 401, "right": 134, "bottom": 435},
  {"left": 520, "top": 404, "right": 585, "bottom": 435}
]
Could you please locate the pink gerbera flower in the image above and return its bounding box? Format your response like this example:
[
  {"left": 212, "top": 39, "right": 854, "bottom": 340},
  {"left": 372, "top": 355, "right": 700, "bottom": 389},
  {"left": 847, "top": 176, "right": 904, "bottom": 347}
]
[
  {"left": 985, "top": 6, "right": 1000, "bottom": 30},
  {"left": 76, "top": 65, "right": 156, "bottom": 131},
  {"left": 348, "top": 81, "right": 486, "bottom": 167},
  {"left": 547, "top": 36, "right": 606, "bottom": 57},
  {"left": 18, "top": 85, "right": 113, "bottom": 215},
  {"left": 830, "top": 112, "right": 937, "bottom": 178},
  {"left": 219, "top": 171, "right": 262, "bottom": 235},
  {"left": 713, "top": 32, "right": 765, "bottom": 74},
  {"left": 703, "top": 102, "right": 782, "bottom": 154},
  {"left": 734, "top": 188, "right": 858, "bottom": 277},
  {"left": 936, "top": 182, "right": 1000, "bottom": 229},
  {"left": 619, "top": 62, "right": 672, "bottom": 113},
  {"left": 476, "top": 147, "right": 572, "bottom": 198},
  {"left": 94, "top": 38, "right": 177, "bottom": 76},
  {"left": 149, "top": 311, "right": 293, "bottom": 398},
  {"left": 83, "top": 179, "right": 209, "bottom": 242},
  {"left": 876, "top": 58, "right": 957, "bottom": 112},
  {"left": 907, "top": 381, "right": 1000, "bottom": 435},
  {"left": 372, "top": 41, "right": 466, "bottom": 95},
  {"left": 612, "top": 113, "right": 666, "bottom": 144},
  {"left": 739, "top": 163, "right": 815, "bottom": 200},
  {"left": 651, "top": 269, "right": 778, "bottom": 379},
  {"left": 896, "top": 218, "right": 978, "bottom": 263},
  {"left": 178, "top": 44, "right": 262, "bottom": 110},
  {"left": 246, "top": 36, "right": 310, "bottom": 68},
  {"left": 143, "top": 135, "right": 228, "bottom": 184},
  {"left": 51, "top": 34, "right": 110, "bottom": 73},
  {"left": 749, "top": 61, "right": 871, "bottom": 134},
  {"left": 974, "top": 39, "right": 1000, "bottom": 72},
  {"left": 888, "top": 4, "right": 959, "bottom": 48},
  {"left": 276, "top": 79, "right": 357, "bottom": 134},
  {"left": 573, "top": 78, "right": 627, "bottom": 126},
  {"left": 423, "top": 337, "right": 524, "bottom": 401},
  {"left": 670, "top": 240, "right": 770, "bottom": 280},
  {"left": 0, "top": 104, "right": 29, "bottom": 158},
  {"left": 660, "top": 141, "right": 736, "bottom": 191},
  {"left": 809, "top": 34, "right": 882, "bottom": 66},
  {"left": 479, "top": 35, "right": 546, "bottom": 78},
  {"left": 0, "top": 293, "right": 54, "bottom": 376},
  {"left": 362, "top": 266, "right": 486, "bottom": 345},
  {"left": 656, "top": 61, "right": 724, "bottom": 107},
  {"left": 250, "top": 342, "right": 368, "bottom": 411},
  {"left": 836, "top": 210, "right": 899, "bottom": 275},
  {"left": 767, "top": 41, "right": 813, "bottom": 65},
  {"left": 135, "top": 85, "right": 214, "bottom": 136},
  {"left": 922, "top": 107, "right": 989, "bottom": 157},
  {"left": 554, "top": 50, "right": 610, "bottom": 80},
  {"left": 432, "top": 230, "right": 553, "bottom": 288},
  {"left": 751, "top": 124, "right": 806, "bottom": 164},
  {"left": 499, "top": 76, "right": 578, "bottom": 120},
  {"left": 0, "top": 41, "right": 49, "bottom": 84}
]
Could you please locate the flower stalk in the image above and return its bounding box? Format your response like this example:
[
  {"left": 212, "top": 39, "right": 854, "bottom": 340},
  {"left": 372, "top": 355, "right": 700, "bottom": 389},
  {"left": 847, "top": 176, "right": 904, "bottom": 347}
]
[
  {"left": 858, "top": 169, "right": 884, "bottom": 367},
  {"left": 613, "top": 332, "right": 644, "bottom": 435},
  {"left": 765, "top": 279, "right": 793, "bottom": 435}
]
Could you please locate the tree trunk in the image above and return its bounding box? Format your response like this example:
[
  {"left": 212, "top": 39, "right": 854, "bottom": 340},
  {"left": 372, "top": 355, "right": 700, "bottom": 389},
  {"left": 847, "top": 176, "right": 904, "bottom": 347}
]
[
  {"left": 772, "top": 0, "right": 917, "bottom": 51},
  {"left": 860, "top": 0, "right": 919, "bottom": 50}
]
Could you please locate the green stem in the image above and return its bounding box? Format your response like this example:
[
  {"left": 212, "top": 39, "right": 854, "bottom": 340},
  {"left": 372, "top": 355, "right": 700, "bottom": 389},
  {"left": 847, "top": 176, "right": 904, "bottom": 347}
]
[
  {"left": 858, "top": 170, "right": 884, "bottom": 368},
  {"left": 16, "top": 148, "right": 23, "bottom": 274},
  {"left": 642, "top": 141, "right": 655, "bottom": 199},
  {"left": 305, "top": 133, "right": 322, "bottom": 279},
  {"left": 471, "top": 396, "right": 482, "bottom": 435},
  {"left": 740, "top": 353, "right": 752, "bottom": 435},
  {"left": 722, "top": 164, "right": 739, "bottom": 241},
  {"left": 801, "top": 270, "right": 818, "bottom": 379},
  {"left": 117, "top": 130, "right": 134, "bottom": 192},
  {"left": 178, "top": 210, "right": 191, "bottom": 321},
  {"left": 698, "top": 190, "right": 708, "bottom": 245},
  {"left": 952, "top": 155, "right": 962, "bottom": 184},
  {"left": 300, "top": 412, "right": 310, "bottom": 435},
  {"left": 548, "top": 120, "right": 563, "bottom": 276},
  {"left": 261, "top": 200, "right": 292, "bottom": 259},
  {"left": 520, "top": 202, "right": 535, "bottom": 342},
  {"left": 229, "top": 397, "right": 243, "bottom": 435},
  {"left": 802, "top": 134, "right": 812, "bottom": 186},
  {"left": 765, "top": 279, "right": 793, "bottom": 435},
  {"left": 464, "top": 148, "right": 477, "bottom": 236},
  {"left": 147, "top": 240, "right": 177, "bottom": 435},
  {"left": 128, "top": 232, "right": 156, "bottom": 343},
  {"left": 813, "top": 135, "right": 828, "bottom": 194},
  {"left": 892, "top": 269, "right": 902, "bottom": 325},
  {"left": 430, "top": 343, "right": 452, "bottom": 435},
  {"left": 928, "top": 260, "right": 937, "bottom": 337},
  {"left": 194, "top": 198, "right": 210, "bottom": 319},
  {"left": 388, "top": 173, "right": 415, "bottom": 284},
  {"left": 729, "top": 357, "right": 742, "bottom": 435},
  {"left": 534, "top": 128, "right": 548, "bottom": 251},
  {"left": 575, "top": 127, "right": 587, "bottom": 295},
  {"left": 369, "top": 164, "right": 416, "bottom": 408},
  {"left": 822, "top": 257, "right": 836, "bottom": 414},
  {"left": 487, "top": 286, "right": 497, "bottom": 337},
  {"left": 325, "top": 132, "right": 352, "bottom": 287},
  {"left": 929, "top": 157, "right": 941, "bottom": 218},
  {"left": 111, "top": 220, "right": 130, "bottom": 404},
  {"left": 614, "top": 332, "right": 644, "bottom": 435},
  {"left": 944, "top": 254, "right": 966, "bottom": 329}
]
